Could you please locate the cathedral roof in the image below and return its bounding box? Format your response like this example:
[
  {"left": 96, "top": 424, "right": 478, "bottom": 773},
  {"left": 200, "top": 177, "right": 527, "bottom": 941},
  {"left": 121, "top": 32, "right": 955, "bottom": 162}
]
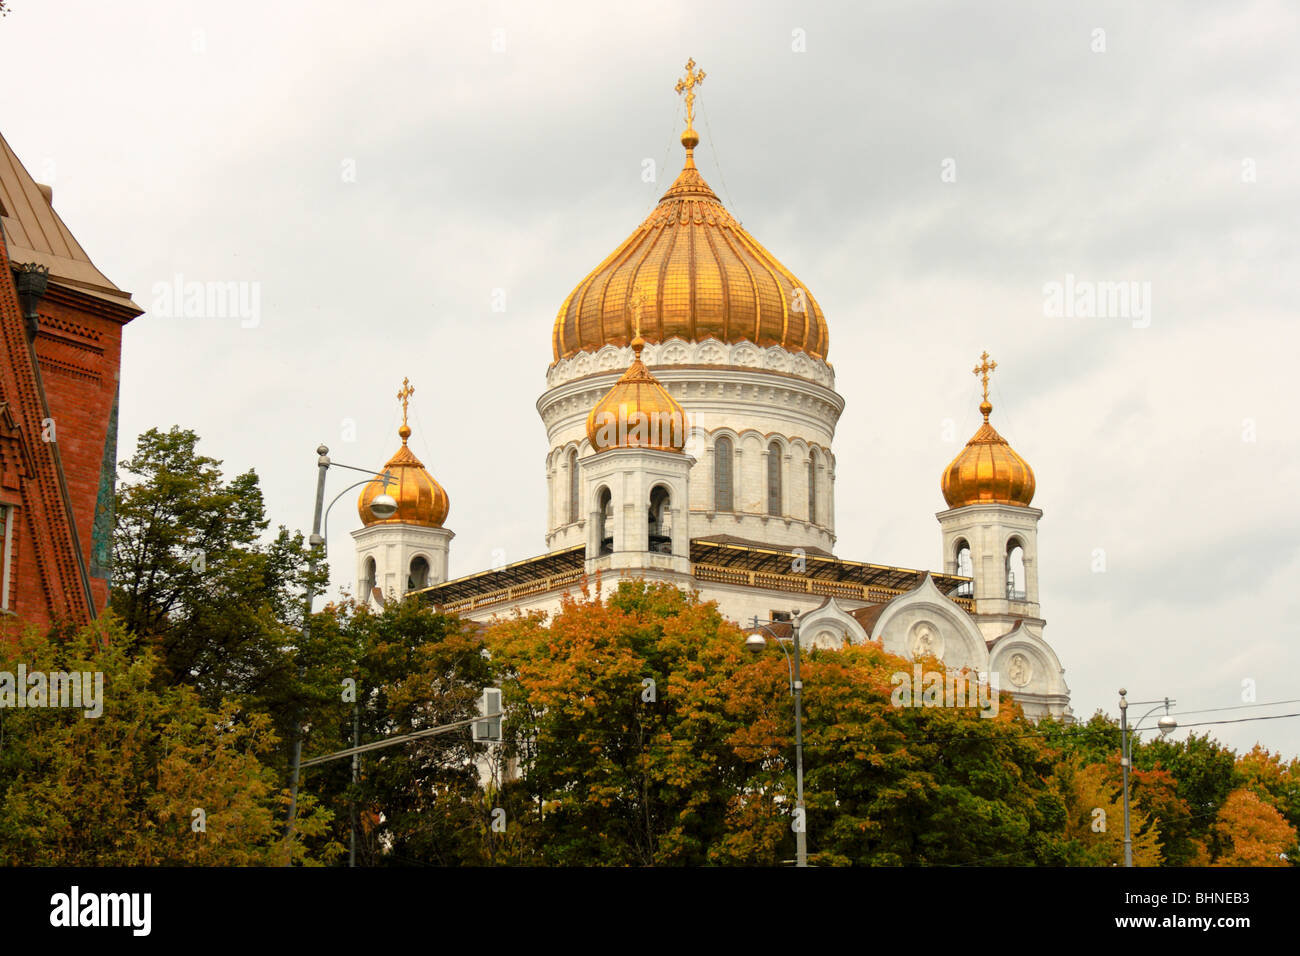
[
  {"left": 584, "top": 328, "right": 687, "bottom": 452},
  {"left": 849, "top": 602, "right": 891, "bottom": 635},
  {"left": 941, "top": 353, "right": 1036, "bottom": 509},
  {"left": 418, "top": 539, "right": 972, "bottom": 618},
  {"left": 940, "top": 412, "right": 1036, "bottom": 509},
  {"left": 551, "top": 124, "right": 829, "bottom": 364},
  {"left": 358, "top": 380, "right": 450, "bottom": 528}
]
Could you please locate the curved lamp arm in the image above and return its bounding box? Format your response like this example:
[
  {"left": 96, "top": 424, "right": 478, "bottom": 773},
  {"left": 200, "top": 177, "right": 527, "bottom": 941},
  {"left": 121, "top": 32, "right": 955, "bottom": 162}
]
[
  {"left": 320, "top": 474, "right": 392, "bottom": 550},
  {"left": 749, "top": 618, "right": 796, "bottom": 694},
  {"left": 1124, "top": 698, "right": 1177, "bottom": 760}
]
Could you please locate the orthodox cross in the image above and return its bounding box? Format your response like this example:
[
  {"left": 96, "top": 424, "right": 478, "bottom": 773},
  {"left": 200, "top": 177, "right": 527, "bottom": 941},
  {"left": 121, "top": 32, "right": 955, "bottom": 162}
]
[
  {"left": 972, "top": 351, "right": 997, "bottom": 402},
  {"left": 397, "top": 377, "right": 414, "bottom": 439},
  {"left": 675, "top": 58, "right": 706, "bottom": 129}
]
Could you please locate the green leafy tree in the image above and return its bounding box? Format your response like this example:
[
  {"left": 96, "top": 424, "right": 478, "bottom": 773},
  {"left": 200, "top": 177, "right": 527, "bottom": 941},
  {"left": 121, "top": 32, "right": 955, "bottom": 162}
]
[
  {"left": 294, "top": 597, "right": 494, "bottom": 866},
  {"left": 0, "top": 619, "right": 338, "bottom": 865},
  {"left": 110, "top": 426, "right": 324, "bottom": 763},
  {"left": 773, "top": 645, "right": 1062, "bottom": 867},
  {"left": 1137, "top": 731, "right": 1238, "bottom": 863}
]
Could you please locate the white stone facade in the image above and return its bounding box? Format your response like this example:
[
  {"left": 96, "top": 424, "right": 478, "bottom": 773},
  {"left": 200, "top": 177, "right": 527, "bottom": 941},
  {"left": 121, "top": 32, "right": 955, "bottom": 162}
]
[
  {"left": 351, "top": 523, "right": 454, "bottom": 606},
  {"left": 539, "top": 338, "right": 843, "bottom": 556}
]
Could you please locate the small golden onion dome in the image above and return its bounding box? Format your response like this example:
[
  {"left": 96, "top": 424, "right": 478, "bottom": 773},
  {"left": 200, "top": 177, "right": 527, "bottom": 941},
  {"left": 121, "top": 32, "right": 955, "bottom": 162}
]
[
  {"left": 941, "top": 399, "right": 1036, "bottom": 508},
  {"left": 585, "top": 334, "right": 687, "bottom": 452},
  {"left": 357, "top": 419, "right": 450, "bottom": 528},
  {"left": 552, "top": 126, "right": 829, "bottom": 363}
]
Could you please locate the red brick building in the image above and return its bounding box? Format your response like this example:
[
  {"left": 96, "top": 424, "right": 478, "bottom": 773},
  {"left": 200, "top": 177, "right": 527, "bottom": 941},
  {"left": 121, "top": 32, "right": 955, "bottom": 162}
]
[{"left": 0, "top": 131, "right": 141, "bottom": 631}]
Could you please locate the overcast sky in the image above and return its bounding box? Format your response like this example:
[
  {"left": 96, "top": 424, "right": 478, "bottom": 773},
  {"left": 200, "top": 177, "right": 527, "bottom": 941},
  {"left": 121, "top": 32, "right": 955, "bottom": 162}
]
[{"left": 2, "top": 0, "right": 1297, "bottom": 758}]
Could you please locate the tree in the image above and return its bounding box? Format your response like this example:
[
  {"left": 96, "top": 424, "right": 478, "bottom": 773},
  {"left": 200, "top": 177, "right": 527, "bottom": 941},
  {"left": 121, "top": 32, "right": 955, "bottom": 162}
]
[
  {"left": 488, "top": 580, "right": 1072, "bottom": 867},
  {"left": 293, "top": 597, "right": 495, "bottom": 866},
  {"left": 1212, "top": 788, "right": 1296, "bottom": 867},
  {"left": 1236, "top": 744, "right": 1300, "bottom": 852},
  {"left": 110, "top": 426, "right": 323, "bottom": 762},
  {"left": 1138, "top": 731, "right": 1238, "bottom": 863},
  {"left": 488, "top": 581, "right": 756, "bottom": 865},
  {"left": 1038, "top": 711, "right": 1121, "bottom": 766},
  {"left": 1046, "top": 759, "right": 1163, "bottom": 866},
  {"left": 0, "top": 618, "right": 337, "bottom": 865},
  {"left": 779, "top": 644, "right": 1063, "bottom": 867}
]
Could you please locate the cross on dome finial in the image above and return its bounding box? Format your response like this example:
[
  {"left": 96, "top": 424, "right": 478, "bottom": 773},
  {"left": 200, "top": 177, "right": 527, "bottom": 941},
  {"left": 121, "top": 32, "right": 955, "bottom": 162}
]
[
  {"left": 675, "top": 58, "right": 706, "bottom": 151},
  {"left": 972, "top": 351, "right": 997, "bottom": 422},
  {"left": 397, "top": 376, "right": 415, "bottom": 443}
]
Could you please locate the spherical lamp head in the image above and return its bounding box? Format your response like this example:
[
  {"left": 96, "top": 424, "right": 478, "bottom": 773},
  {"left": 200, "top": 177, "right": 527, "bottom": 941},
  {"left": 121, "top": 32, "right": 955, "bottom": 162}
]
[{"left": 369, "top": 493, "right": 398, "bottom": 520}]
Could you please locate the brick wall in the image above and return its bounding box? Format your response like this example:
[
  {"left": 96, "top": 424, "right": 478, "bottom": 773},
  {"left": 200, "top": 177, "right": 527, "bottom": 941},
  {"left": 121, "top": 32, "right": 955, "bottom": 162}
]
[{"left": 32, "top": 291, "right": 126, "bottom": 613}]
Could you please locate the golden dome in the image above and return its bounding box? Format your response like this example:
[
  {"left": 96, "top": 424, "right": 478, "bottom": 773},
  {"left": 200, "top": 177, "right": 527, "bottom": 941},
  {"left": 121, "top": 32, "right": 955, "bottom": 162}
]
[
  {"left": 358, "top": 379, "right": 450, "bottom": 527},
  {"left": 585, "top": 333, "right": 687, "bottom": 452},
  {"left": 941, "top": 353, "right": 1035, "bottom": 508},
  {"left": 552, "top": 127, "right": 829, "bottom": 363}
]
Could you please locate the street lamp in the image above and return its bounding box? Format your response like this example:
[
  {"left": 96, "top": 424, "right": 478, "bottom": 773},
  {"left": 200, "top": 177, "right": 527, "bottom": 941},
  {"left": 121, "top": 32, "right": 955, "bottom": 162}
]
[
  {"left": 745, "top": 611, "right": 808, "bottom": 868},
  {"left": 283, "top": 443, "right": 396, "bottom": 865},
  {"left": 1118, "top": 688, "right": 1177, "bottom": 868}
]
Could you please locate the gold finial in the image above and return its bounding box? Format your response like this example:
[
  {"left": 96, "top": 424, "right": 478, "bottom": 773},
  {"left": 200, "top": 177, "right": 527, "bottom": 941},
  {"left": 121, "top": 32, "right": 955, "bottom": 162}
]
[
  {"left": 972, "top": 351, "right": 997, "bottom": 421},
  {"left": 397, "top": 376, "right": 415, "bottom": 443},
  {"left": 675, "top": 58, "right": 706, "bottom": 150}
]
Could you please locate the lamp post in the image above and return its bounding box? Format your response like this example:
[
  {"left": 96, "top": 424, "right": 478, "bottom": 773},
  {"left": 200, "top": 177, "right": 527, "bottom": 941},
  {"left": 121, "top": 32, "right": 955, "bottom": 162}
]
[
  {"left": 1118, "top": 688, "right": 1177, "bottom": 868},
  {"left": 744, "top": 611, "right": 807, "bottom": 868},
  {"left": 282, "top": 443, "right": 397, "bottom": 865}
]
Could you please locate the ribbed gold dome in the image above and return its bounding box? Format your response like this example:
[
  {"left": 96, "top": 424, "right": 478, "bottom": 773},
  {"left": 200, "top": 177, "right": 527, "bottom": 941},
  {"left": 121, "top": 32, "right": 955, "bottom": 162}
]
[
  {"left": 552, "top": 129, "right": 829, "bottom": 363},
  {"left": 585, "top": 335, "right": 687, "bottom": 452},
  {"left": 358, "top": 413, "right": 449, "bottom": 528},
  {"left": 941, "top": 400, "right": 1036, "bottom": 508}
]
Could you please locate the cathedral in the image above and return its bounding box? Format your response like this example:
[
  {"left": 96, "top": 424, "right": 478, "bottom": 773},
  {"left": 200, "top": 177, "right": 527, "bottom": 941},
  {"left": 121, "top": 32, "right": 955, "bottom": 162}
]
[{"left": 349, "top": 64, "right": 1072, "bottom": 721}]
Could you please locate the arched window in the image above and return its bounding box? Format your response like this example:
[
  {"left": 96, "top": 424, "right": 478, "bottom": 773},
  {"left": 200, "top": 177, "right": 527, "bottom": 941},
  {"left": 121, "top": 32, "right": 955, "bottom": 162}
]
[
  {"left": 954, "top": 540, "right": 973, "bottom": 597},
  {"left": 567, "top": 448, "right": 579, "bottom": 524},
  {"left": 807, "top": 449, "right": 819, "bottom": 523},
  {"left": 714, "top": 436, "right": 733, "bottom": 511},
  {"left": 408, "top": 556, "right": 430, "bottom": 591},
  {"left": 1006, "top": 539, "right": 1026, "bottom": 600},
  {"left": 596, "top": 487, "right": 613, "bottom": 555},
  {"left": 362, "top": 557, "right": 377, "bottom": 597},
  {"left": 766, "top": 441, "right": 783, "bottom": 516},
  {"left": 648, "top": 485, "right": 672, "bottom": 553}
]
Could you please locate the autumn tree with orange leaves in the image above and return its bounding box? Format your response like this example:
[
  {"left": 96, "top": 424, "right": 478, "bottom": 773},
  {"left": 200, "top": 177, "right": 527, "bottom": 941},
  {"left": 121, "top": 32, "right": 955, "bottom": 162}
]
[
  {"left": 1212, "top": 788, "right": 1296, "bottom": 866},
  {"left": 487, "top": 581, "right": 1075, "bottom": 866}
]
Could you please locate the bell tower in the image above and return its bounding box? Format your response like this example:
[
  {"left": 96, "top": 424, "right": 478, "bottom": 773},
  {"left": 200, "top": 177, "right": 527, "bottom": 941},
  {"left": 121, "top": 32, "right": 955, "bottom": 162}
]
[
  {"left": 351, "top": 378, "right": 453, "bottom": 604},
  {"left": 936, "top": 353, "right": 1043, "bottom": 640},
  {"left": 582, "top": 305, "right": 692, "bottom": 576}
]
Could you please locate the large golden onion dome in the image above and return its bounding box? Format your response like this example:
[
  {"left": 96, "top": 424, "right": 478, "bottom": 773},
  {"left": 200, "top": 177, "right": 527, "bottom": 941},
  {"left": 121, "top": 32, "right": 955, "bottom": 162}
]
[
  {"left": 941, "top": 353, "right": 1036, "bottom": 508},
  {"left": 585, "top": 331, "right": 687, "bottom": 452},
  {"left": 358, "top": 379, "right": 450, "bottom": 527},
  {"left": 552, "top": 86, "right": 829, "bottom": 363}
]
